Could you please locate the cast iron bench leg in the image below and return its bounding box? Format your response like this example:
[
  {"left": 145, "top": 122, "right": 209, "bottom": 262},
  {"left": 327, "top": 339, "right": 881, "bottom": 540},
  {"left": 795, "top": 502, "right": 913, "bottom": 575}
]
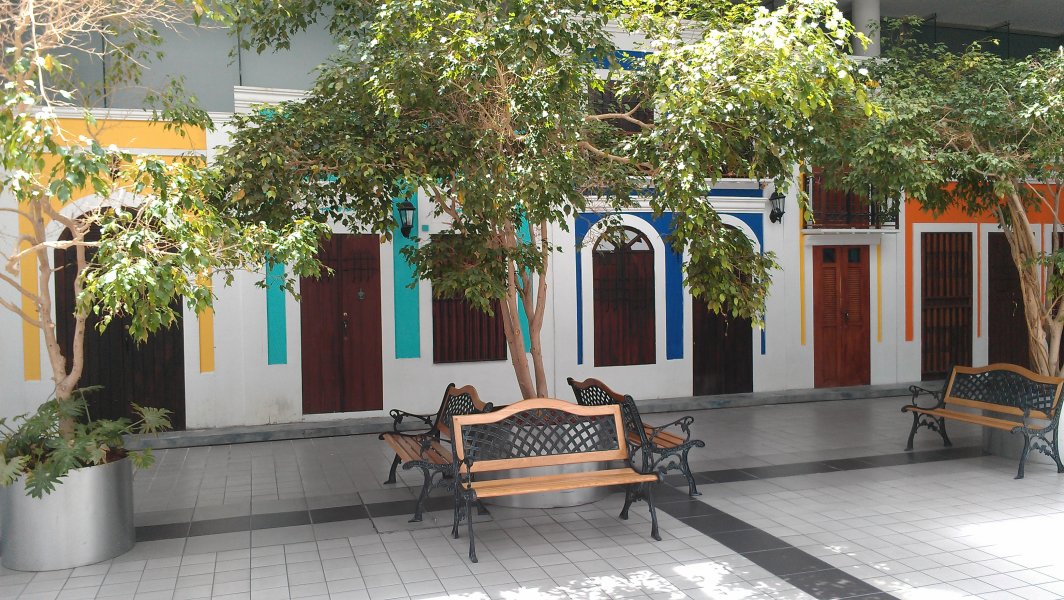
[
  {"left": 466, "top": 496, "right": 478, "bottom": 563},
  {"left": 1017, "top": 432, "right": 1032, "bottom": 480},
  {"left": 645, "top": 483, "right": 661, "bottom": 542},
  {"left": 450, "top": 489, "right": 462, "bottom": 539},
  {"left": 1053, "top": 435, "right": 1064, "bottom": 473},
  {"left": 410, "top": 466, "right": 435, "bottom": 523},
  {"left": 680, "top": 449, "right": 700, "bottom": 496},
  {"left": 905, "top": 411, "right": 920, "bottom": 451},
  {"left": 937, "top": 417, "right": 953, "bottom": 447},
  {"left": 619, "top": 486, "right": 634, "bottom": 520},
  {"left": 384, "top": 454, "right": 401, "bottom": 485}
]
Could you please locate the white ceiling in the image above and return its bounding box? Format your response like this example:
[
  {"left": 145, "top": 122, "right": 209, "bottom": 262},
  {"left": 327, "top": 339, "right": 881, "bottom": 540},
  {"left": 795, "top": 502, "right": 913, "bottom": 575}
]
[{"left": 837, "top": 0, "right": 1064, "bottom": 36}]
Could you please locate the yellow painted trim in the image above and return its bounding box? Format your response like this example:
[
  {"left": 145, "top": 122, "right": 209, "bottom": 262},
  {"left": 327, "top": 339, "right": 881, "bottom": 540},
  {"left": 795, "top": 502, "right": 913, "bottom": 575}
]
[
  {"left": 876, "top": 245, "right": 883, "bottom": 343},
  {"left": 198, "top": 307, "right": 215, "bottom": 373},
  {"left": 197, "top": 277, "right": 215, "bottom": 373},
  {"left": 56, "top": 118, "right": 207, "bottom": 151},
  {"left": 20, "top": 248, "right": 41, "bottom": 381},
  {"left": 799, "top": 210, "right": 807, "bottom": 346}
]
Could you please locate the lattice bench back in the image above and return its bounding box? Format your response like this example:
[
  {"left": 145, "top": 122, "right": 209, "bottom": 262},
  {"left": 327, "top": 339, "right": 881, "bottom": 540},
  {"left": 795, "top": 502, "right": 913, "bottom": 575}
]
[
  {"left": 434, "top": 384, "right": 489, "bottom": 440},
  {"left": 450, "top": 398, "right": 629, "bottom": 474},
  {"left": 945, "top": 364, "right": 1064, "bottom": 421}
]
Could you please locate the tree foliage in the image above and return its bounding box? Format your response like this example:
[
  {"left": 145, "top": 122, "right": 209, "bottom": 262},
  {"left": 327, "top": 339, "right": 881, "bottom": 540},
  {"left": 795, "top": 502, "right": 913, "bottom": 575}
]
[
  {"left": 0, "top": 0, "right": 327, "bottom": 493},
  {"left": 810, "top": 30, "right": 1064, "bottom": 376},
  {"left": 209, "top": 0, "right": 871, "bottom": 397}
]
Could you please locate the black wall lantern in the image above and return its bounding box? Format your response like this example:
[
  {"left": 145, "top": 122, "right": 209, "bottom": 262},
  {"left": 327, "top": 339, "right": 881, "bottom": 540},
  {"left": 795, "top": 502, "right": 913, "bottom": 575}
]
[
  {"left": 768, "top": 191, "right": 786, "bottom": 223},
  {"left": 397, "top": 200, "right": 416, "bottom": 239}
]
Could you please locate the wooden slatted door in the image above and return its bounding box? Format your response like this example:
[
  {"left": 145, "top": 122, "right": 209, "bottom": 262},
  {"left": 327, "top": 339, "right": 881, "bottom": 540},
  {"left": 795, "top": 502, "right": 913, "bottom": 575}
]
[
  {"left": 300, "top": 234, "right": 383, "bottom": 414},
  {"left": 988, "top": 232, "right": 1030, "bottom": 369},
  {"left": 921, "top": 232, "right": 973, "bottom": 379},
  {"left": 813, "top": 245, "right": 870, "bottom": 388},
  {"left": 593, "top": 227, "right": 655, "bottom": 367},
  {"left": 692, "top": 295, "right": 753, "bottom": 395},
  {"left": 54, "top": 226, "right": 186, "bottom": 430},
  {"left": 431, "top": 296, "right": 507, "bottom": 363}
]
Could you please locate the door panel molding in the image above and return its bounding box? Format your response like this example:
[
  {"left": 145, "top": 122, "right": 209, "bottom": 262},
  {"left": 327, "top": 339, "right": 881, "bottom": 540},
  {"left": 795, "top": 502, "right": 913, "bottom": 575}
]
[
  {"left": 300, "top": 234, "right": 383, "bottom": 414},
  {"left": 813, "top": 245, "right": 870, "bottom": 388}
]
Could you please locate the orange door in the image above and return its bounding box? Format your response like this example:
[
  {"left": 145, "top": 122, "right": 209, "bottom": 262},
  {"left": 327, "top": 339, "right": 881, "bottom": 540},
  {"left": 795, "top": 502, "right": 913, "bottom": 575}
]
[{"left": 813, "top": 245, "right": 870, "bottom": 387}]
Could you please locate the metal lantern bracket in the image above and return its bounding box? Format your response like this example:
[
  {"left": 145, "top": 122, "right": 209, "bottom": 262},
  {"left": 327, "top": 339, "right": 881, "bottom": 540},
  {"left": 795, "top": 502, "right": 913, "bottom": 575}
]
[
  {"left": 768, "top": 191, "right": 786, "bottom": 223},
  {"left": 397, "top": 200, "right": 416, "bottom": 239}
]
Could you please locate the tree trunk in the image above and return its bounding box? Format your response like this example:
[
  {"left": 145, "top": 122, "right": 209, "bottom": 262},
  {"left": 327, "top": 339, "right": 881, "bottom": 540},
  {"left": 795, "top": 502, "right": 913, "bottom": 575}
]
[
  {"left": 501, "top": 261, "right": 536, "bottom": 398},
  {"left": 1002, "top": 195, "right": 1052, "bottom": 375}
]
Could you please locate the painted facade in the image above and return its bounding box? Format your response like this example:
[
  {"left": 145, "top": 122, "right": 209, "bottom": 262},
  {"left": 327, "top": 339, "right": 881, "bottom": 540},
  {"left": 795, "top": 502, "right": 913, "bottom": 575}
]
[
  {"left": 2, "top": 2, "right": 1058, "bottom": 428},
  {"left": 0, "top": 102, "right": 915, "bottom": 428}
]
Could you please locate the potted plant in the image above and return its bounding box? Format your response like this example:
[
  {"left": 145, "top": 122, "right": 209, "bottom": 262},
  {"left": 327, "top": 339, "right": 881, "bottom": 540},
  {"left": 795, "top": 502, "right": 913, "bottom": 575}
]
[
  {"left": 0, "top": 392, "right": 171, "bottom": 570},
  {"left": 0, "top": 0, "right": 325, "bottom": 570}
]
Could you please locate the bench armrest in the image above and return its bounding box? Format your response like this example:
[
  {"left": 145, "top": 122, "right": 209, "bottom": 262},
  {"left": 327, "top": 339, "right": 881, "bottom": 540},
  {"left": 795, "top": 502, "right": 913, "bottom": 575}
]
[
  {"left": 906, "top": 385, "right": 944, "bottom": 410},
  {"left": 647, "top": 416, "right": 695, "bottom": 443},
  {"left": 389, "top": 409, "right": 435, "bottom": 433},
  {"left": 417, "top": 436, "right": 448, "bottom": 462}
]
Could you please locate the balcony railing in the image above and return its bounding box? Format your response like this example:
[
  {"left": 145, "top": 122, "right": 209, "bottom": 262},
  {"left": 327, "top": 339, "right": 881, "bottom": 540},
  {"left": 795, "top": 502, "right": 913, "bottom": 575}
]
[{"left": 806, "top": 170, "right": 899, "bottom": 230}]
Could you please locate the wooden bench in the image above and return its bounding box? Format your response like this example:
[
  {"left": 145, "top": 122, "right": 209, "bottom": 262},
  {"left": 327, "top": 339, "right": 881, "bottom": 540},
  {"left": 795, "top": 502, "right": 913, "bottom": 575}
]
[
  {"left": 568, "top": 377, "right": 705, "bottom": 496},
  {"left": 450, "top": 398, "right": 662, "bottom": 562},
  {"left": 904, "top": 363, "right": 1064, "bottom": 479},
  {"left": 379, "top": 383, "right": 491, "bottom": 522}
]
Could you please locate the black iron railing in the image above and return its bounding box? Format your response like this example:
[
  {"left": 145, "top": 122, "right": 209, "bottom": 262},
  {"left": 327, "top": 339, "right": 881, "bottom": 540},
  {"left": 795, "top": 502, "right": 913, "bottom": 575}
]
[{"left": 806, "top": 171, "right": 899, "bottom": 229}]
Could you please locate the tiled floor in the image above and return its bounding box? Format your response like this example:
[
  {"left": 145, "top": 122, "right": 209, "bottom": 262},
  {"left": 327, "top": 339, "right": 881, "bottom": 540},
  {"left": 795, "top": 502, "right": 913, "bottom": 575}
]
[{"left": 3, "top": 396, "right": 1064, "bottom": 600}]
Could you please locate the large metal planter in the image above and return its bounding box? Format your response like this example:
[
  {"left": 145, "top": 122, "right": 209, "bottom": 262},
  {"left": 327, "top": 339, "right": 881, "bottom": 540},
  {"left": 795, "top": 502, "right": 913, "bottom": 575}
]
[{"left": 0, "top": 458, "right": 134, "bottom": 571}]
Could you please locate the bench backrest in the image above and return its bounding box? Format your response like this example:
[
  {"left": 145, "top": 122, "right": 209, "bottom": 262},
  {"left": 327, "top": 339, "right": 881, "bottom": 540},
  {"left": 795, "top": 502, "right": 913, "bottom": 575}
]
[
  {"left": 434, "top": 383, "right": 491, "bottom": 440},
  {"left": 944, "top": 363, "right": 1064, "bottom": 421},
  {"left": 567, "top": 377, "right": 653, "bottom": 454},
  {"left": 450, "top": 398, "right": 629, "bottom": 474}
]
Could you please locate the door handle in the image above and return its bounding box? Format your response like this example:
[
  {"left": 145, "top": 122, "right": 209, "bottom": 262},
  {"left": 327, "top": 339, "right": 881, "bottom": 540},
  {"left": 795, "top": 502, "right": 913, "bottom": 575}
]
[
  {"left": 342, "top": 312, "right": 349, "bottom": 332},
  {"left": 843, "top": 311, "right": 849, "bottom": 323}
]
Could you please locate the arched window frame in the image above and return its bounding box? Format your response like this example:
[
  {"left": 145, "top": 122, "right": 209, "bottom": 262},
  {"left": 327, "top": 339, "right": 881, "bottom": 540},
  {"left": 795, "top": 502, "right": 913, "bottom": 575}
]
[{"left": 580, "top": 215, "right": 667, "bottom": 367}]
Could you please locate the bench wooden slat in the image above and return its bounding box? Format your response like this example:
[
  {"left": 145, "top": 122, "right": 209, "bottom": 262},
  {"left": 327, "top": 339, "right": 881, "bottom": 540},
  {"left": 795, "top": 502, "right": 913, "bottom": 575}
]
[
  {"left": 906, "top": 407, "right": 1042, "bottom": 432},
  {"left": 467, "top": 468, "right": 658, "bottom": 498},
  {"left": 645, "top": 425, "right": 684, "bottom": 447},
  {"left": 944, "top": 397, "right": 1050, "bottom": 420},
  {"left": 381, "top": 433, "right": 450, "bottom": 465}
]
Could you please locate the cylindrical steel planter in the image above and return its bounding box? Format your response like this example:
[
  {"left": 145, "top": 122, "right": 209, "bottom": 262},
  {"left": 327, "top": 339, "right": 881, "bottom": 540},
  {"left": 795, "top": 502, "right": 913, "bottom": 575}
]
[
  {"left": 1, "top": 458, "right": 134, "bottom": 571},
  {"left": 483, "top": 462, "right": 612, "bottom": 508}
]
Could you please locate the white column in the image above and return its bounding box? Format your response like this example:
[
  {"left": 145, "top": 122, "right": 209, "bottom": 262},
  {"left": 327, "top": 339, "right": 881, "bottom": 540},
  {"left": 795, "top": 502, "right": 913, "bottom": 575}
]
[{"left": 851, "top": 0, "right": 881, "bottom": 57}]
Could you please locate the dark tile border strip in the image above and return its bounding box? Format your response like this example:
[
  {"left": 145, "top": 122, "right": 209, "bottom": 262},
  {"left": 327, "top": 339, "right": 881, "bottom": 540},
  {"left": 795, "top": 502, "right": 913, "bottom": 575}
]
[
  {"left": 663, "top": 446, "right": 987, "bottom": 488},
  {"left": 134, "top": 445, "right": 984, "bottom": 544},
  {"left": 653, "top": 486, "right": 898, "bottom": 599}
]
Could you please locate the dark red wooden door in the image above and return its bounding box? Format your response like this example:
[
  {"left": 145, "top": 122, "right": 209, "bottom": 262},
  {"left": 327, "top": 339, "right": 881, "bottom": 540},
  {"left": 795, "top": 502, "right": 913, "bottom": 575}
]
[
  {"left": 921, "top": 232, "right": 973, "bottom": 379},
  {"left": 593, "top": 228, "right": 655, "bottom": 366},
  {"left": 988, "top": 232, "right": 1030, "bottom": 368},
  {"left": 692, "top": 296, "right": 753, "bottom": 395},
  {"left": 300, "top": 234, "right": 383, "bottom": 414},
  {"left": 54, "top": 227, "right": 186, "bottom": 430},
  {"left": 813, "top": 245, "right": 870, "bottom": 387}
]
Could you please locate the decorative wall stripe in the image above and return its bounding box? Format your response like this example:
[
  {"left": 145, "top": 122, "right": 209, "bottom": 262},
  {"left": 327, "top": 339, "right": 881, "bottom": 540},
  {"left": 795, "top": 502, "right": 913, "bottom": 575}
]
[
  {"left": 20, "top": 250, "right": 40, "bottom": 381},
  {"left": 876, "top": 244, "right": 883, "bottom": 343},
  {"left": 516, "top": 220, "right": 533, "bottom": 353},
  {"left": 976, "top": 223, "right": 982, "bottom": 338},
  {"left": 198, "top": 306, "right": 215, "bottom": 373},
  {"left": 799, "top": 214, "right": 807, "bottom": 346},
  {"left": 265, "top": 261, "right": 287, "bottom": 365},
  {"left": 392, "top": 192, "right": 421, "bottom": 359},
  {"left": 196, "top": 275, "right": 215, "bottom": 373},
  {"left": 904, "top": 207, "right": 914, "bottom": 341}
]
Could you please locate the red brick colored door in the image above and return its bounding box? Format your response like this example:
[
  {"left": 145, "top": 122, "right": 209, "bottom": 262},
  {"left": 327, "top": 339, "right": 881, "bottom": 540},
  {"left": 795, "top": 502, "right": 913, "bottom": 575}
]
[
  {"left": 593, "top": 227, "right": 655, "bottom": 366},
  {"left": 300, "top": 234, "right": 383, "bottom": 414},
  {"left": 813, "top": 245, "right": 870, "bottom": 387},
  {"left": 921, "top": 232, "right": 973, "bottom": 379}
]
